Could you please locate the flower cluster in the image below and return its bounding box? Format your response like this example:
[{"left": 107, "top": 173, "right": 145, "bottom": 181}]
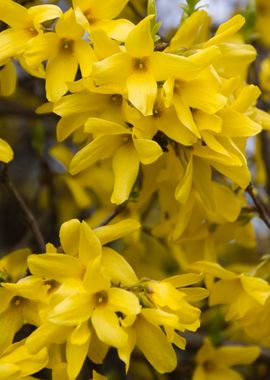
[{"left": 1, "top": 0, "right": 269, "bottom": 378}]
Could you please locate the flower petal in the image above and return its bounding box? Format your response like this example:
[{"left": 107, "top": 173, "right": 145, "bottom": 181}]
[
  {"left": 101, "top": 247, "right": 139, "bottom": 286},
  {"left": 111, "top": 143, "right": 140, "bottom": 204},
  {"left": 46, "top": 53, "right": 78, "bottom": 102},
  {"left": 133, "top": 138, "right": 163, "bottom": 164},
  {"left": 28, "top": 253, "right": 84, "bottom": 281},
  {"left": 135, "top": 317, "right": 177, "bottom": 373},
  {"left": 92, "top": 307, "right": 128, "bottom": 348},
  {"left": 127, "top": 72, "right": 157, "bottom": 116},
  {"left": 125, "top": 16, "right": 154, "bottom": 57}
]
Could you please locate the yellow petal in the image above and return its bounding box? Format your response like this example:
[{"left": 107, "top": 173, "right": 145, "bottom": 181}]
[
  {"left": 49, "top": 293, "right": 93, "bottom": 326},
  {"left": 231, "top": 85, "right": 261, "bottom": 113},
  {"left": 28, "top": 4, "right": 62, "bottom": 29},
  {"left": 213, "top": 345, "right": 260, "bottom": 367},
  {"left": 164, "top": 272, "right": 203, "bottom": 288},
  {"left": 0, "top": 139, "right": 13, "bottom": 163},
  {"left": 169, "top": 10, "right": 210, "bottom": 51},
  {"left": 94, "top": 219, "right": 140, "bottom": 245},
  {"left": 118, "top": 327, "right": 136, "bottom": 372},
  {"left": 125, "top": 16, "right": 154, "bottom": 57},
  {"left": 74, "top": 39, "right": 96, "bottom": 77},
  {"left": 101, "top": 247, "right": 139, "bottom": 286},
  {"left": 46, "top": 53, "right": 78, "bottom": 102},
  {"left": 135, "top": 317, "right": 177, "bottom": 373},
  {"left": 25, "top": 33, "right": 59, "bottom": 67},
  {"left": 88, "top": 0, "right": 129, "bottom": 19},
  {"left": 0, "top": 29, "right": 30, "bottom": 62},
  {"left": 28, "top": 253, "right": 84, "bottom": 281},
  {"left": 111, "top": 144, "right": 140, "bottom": 204},
  {"left": 0, "top": 0, "right": 31, "bottom": 28},
  {"left": 88, "top": 327, "right": 109, "bottom": 364},
  {"left": 175, "top": 156, "right": 193, "bottom": 203},
  {"left": 91, "top": 19, "right": 134, "bottom": 41},
  {"left": 79, "top": 221, "right": 102, "bottom": 264},
  {"left": 190, "top": 261, "right": 236, "bottom": 279},
  {"left": 141, "top": 308, "right": 179, "bottom": 328},
  {"left": 93, "top": 52, "right": 132, "bottom": 86},
  {"left": 85, "top": 118, "right": 128, "bottom": 135},
  {"left": 0, "top": 308, "right": 23, "bottom": 355},
  {"left": 150, "top": 52, "right": 201, "bottom": 81},
  {"left": 108, "top": 287, "right": 141, "bottom": 315},
  {"left": 127, "top": 72, "right": 157, "bottom": 116},
  {"left": 204, "top": 15, "right": 245, "bottom": 47},
  {"left": 0, "top": 60, "right": 16, "bottom": 97},
  {"left": 66, "top": 334, "right": 90, "bottom": 379},
  {"left": 220, "top": 108, "right": 261, "bottom": 137},
  {"left": 92, "top": 307, "right": 128, "bottom": 348},
  {"left": 70, "top": 322, "right": 91, "bottom": 345},
  {"left": 0, "top": 363, "right": 20, "bottom": 380},
  {"left": 56, "top": 9, "right": 84, "bottom": 39},
  {"left": 59, "top": 219, "right": 81, "bottom": 256},
  {"left": 133, "top": 138, "right": 163, "bottom": 164}
]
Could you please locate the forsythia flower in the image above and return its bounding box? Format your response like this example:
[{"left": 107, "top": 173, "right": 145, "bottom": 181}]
[
  {"left": 0, "top": 0, "right": 62, "bottom": 62},
  {"left": 193, "top": 339, "right": 260, "bottom": 380}
]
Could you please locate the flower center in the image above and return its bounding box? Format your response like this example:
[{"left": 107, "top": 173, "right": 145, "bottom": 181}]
[
  {"left": 94, "top": 290, "right": 108, "bottom": 306},
  {"left": 133, "top": 57, "right": 148, "bottom": 72},
  {"left": 60, "top": 39, "right": 74, "bottom": 53}
]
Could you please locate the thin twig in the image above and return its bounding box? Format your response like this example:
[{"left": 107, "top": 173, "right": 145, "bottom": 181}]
[
  {"left": 246, "top": 183, "right": 270, "bottom": 230},
  {"left": 0, "top": 164, "right": 45, "bottom": 251},
  {"left": 97, "top": 203, "right": 127, "bottom": 227}
]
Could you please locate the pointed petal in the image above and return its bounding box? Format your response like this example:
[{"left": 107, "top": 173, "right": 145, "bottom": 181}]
[
  {"left": 125, "top": 16, "right": 154, "bottom": 57},
  {"left": 78, "top": 221, "right": 102, "bottom": 264},
  {"left": 0, "top": 0, "right": 31, "bottom": 28},
  {"left": 25, "top": 33, "right": 59, "bottom": 67},
  {"left": 94, "top": 219, "right": 140, "bottom": 245},
  {"left": 108, "top": 287, "right": 141, "bottom": 315},
  {"left": 93, "top": 52, "right": 132, "bottom": 86},
  {"left": 175, "top": 156, "right": 193, "bottom": 203},
  {"left": 133, "top": 138, "right": 163, "bottom": 164},
  {"left": 69, "top": 135, "right": 121, "bottom": 175},
  {"left": 92, "top": 307, "right": 128, "bottom": 348},
  {"left": 46, "top": 53, "right": 78, "bottom": 102},
  {"left": 101, "top": 247, "right": 139, "bottom": 286},
  {"left": 49, "top": 293, "right": 93, "bottom": 326},
  {"left": 66, "top": 334, "right": 90, "bottom": 379},
  {"left": 28, "top": 253, "right": 84, "bottom": 281},
  {"left": 127, "top": 72, "right": 157, "bottom": 116},
  {"left": 74, "top": 39, "right": 96, "bottom": 77},
  {"left": 111, "top": 144, "right": 140, "bottom": 204},
  {"left": 85, "top": 118, "right": 128, "bottom": 135},
  {"left": 135, "top": 317, "right": 177, "bottom": 373}
]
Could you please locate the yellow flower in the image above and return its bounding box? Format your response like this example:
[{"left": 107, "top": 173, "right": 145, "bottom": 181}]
[
  {"left": 0, "top": 276, "right": 50, "bottom": 355},
  {"left": 0, "top": 139, "right": 14, "bottom": 163},
  {"left": 93, "top": 16, "right": 207, "bottom": 116},
  {"left": 73, "top": 0, "right": 133, "bottom": 41},
  {"left": 25, "top": 9, "right": 95, "bottom": 101},
  {"left": 191, "top": 261, "right": 270, "bottom": 321},
  {"left": 0, "top": 0, "right": 62, "bottom": 62},
  {"left": 193, "top": 339, "right": 260, "bottom": 380},
  {"left": 27, "top": 219, "right": 141, "bottom": 379},
  {"left": 0, "top": 340, "right": 48, "bottom": 380},
  {"left": 69, "top": 119, "right": 163, "bottom": 204}
]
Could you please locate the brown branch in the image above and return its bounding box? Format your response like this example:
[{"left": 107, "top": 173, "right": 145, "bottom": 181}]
[
  {"left": 246, "top": 183, "right": 270, "bottom": 230},
  {"left": 0, "top": 164, "right": 45, "bottom": 252},
  {"left": 97, "top": 203, "right": 127, "bottom": 227}
]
